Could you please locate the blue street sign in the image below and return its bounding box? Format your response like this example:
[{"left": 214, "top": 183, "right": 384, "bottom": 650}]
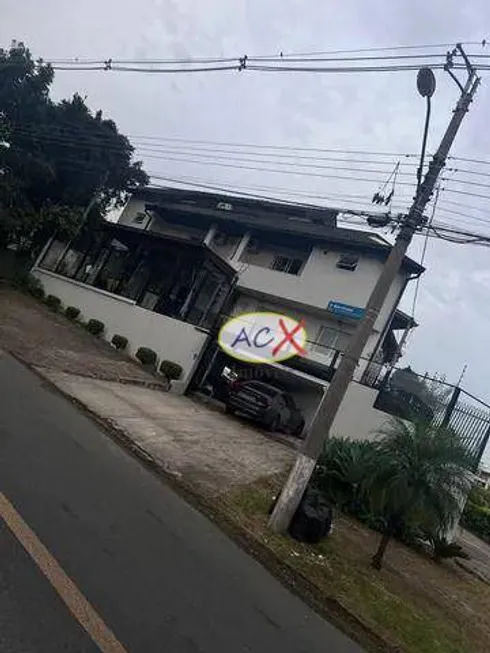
[{"left": 327, "top": 301, "right": 365, "bottom": 320}]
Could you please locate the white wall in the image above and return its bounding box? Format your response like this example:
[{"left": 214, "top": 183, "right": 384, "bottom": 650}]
[
  {"left": 117, "top": 198, "right": 208, "bottom": 241},
  {"left": 117, "top": 199, "right": 148, "bottom": 227},
  {"left": 230, "top": 294, "right": 378, "bottom": 378},
  {"left": 238, "top": 246, "right": 406, "bottom": 332},
  {"left": 330, "top": 382, "right": 393, "bottom": 441},
  {"left": 32, "top": 269, "right": 209, "bottom": 389}
]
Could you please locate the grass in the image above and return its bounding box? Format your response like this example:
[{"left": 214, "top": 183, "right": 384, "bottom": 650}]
[{"left": 219, "top": 477, "right": 490, "bottom": 653}]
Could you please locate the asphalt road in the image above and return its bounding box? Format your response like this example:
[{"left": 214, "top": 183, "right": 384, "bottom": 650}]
[{"left": 0, "top": 352, "right": 362, "bottom": 653}]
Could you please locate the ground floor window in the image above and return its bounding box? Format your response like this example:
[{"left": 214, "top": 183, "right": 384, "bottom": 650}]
[{"left": 314, "top": 324, "right": 351, "bottom": 356}]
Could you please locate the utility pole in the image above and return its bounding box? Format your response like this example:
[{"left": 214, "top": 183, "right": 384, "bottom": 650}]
[{"left": 269, "top": 45, "right": 480, "bottom": 533}]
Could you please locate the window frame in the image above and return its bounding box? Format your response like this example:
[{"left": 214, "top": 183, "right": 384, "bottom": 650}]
[
  {"left": 270, "top": 255, "right": 305, "bottom": 275},
  {"left": 336, "top": 253, "right": 359, "bottom": 271}
]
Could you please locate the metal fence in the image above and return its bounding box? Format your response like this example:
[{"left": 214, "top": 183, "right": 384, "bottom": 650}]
[{"left": 374, "top": 367, "right": 490, "bottom": 469}]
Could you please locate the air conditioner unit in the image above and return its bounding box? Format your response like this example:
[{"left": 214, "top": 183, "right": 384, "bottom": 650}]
[
  {"left": 216, "top": 201, "right": 233, "bottom": 211},
  {"left": 213, "top": 232, "right": 229, "bottom": 246}
]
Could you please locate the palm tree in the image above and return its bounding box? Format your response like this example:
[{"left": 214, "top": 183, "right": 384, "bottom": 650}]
[{"left": 367, "top": 419, "right": 474, "bottom": 570}]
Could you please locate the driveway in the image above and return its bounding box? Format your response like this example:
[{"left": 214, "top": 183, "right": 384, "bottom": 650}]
[
  {"left": 39, "top": 368, "right": 296, "bottom": 495},
  {"left": 0, "top": 288, "right": 295, "bottom": 493}
]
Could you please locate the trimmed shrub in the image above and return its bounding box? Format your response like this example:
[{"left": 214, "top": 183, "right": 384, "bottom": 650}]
[
  {"left": 159, "top": 360, "right": 183, "bottom": 381},
  {"left": 17, "top": 273, "right": 45, "bottom": 300},
  {"left": 65, "top": 306, "right": 81, "bottom": 321},
  {"left": 44, "top": 294, "right": 61, "bottom": 312},
  {"left": 85, "top": 318, "right": 105, "bottom": 337},
  {"left": 111, "top": 334, "right": 128, "bottom": 351},
  {"left": 135, "top": 347, "right": 157, "bottom": 367},
  {"left": 461, "top": 502, "right": 490, "bottom": 544}
]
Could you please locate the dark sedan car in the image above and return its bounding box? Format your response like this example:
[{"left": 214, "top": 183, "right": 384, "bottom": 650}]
[{"left": 225, "top": 380, "right": 305, "bottom": 437}]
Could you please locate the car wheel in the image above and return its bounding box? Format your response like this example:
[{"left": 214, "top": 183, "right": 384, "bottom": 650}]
[
  {"left": 266, "top": 414, "right": 280, "bottom": 432},
  {"left": 293, "top": 420, "right": 305, "bottom": 438}
]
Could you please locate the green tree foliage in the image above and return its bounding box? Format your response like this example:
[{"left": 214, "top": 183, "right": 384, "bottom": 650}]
[
  {"left": 461, "top": 484, "right": 490, "bottom": 543},
  {"left": 0, "top": 41, "right": 148, "bottom": 255},
  {"left": 314, "top": 424, "right": 473, "bottom": 569},
  {"left": 368, "top": 420, "right": 473, "bottom": 569}
]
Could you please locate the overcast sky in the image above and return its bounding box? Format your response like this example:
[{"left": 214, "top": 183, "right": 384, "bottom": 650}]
[{"left": 3, "top": 1, "right": 490, "bottom": 404}]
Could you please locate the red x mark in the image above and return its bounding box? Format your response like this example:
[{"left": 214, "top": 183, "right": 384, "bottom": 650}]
[{"left": 272, "top": 318, "right": 306, "bottom": 357}]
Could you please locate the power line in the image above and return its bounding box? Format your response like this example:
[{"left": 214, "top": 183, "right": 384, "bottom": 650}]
[
  {"left": 11, "top": 123, "right": 422, "bottom": 158},
  {"left": 410, "top": 185, "right": 440, "bottom": 320}
]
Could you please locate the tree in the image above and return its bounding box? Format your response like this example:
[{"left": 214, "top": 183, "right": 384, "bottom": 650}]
[
  {"left": 367, "top": 419, "right": 473, "bottom": 570},
  {"left": 0, "top": 41, "right": 148, "bottom": 257}
]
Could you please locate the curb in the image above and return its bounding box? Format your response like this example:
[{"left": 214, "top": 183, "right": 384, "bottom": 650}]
[
  {"left": 34, "top": 365, "right": 170, "bottom": 392},
  {"left": 14, "top": 353, "right": 400, "bottom": 653}
]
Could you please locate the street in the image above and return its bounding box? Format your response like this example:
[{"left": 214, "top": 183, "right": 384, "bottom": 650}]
[{"left": 0, "top": 352, "right": 361, "bottom": 653}]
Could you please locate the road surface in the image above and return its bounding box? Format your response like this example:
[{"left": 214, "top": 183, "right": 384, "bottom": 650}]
[{"left": 0, "top": 353, "right": 362, "bottom": 652}]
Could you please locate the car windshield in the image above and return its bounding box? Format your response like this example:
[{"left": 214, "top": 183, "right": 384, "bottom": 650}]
[{"left": 244, "top": 382, "right": 279, "bottom": 398}]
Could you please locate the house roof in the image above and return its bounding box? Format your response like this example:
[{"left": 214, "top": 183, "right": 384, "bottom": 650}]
[{"left": 133, "top": 186, "right": 425, "bottom": 277}]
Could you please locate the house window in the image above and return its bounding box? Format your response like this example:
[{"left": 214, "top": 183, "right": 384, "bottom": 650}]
[
  {"left": 336, "top": 253, "right": 359, "bottom": 271},
  {"left": 315, "top": 325, "right": 351, "bottom": 355},
  {"left": 39, "top": 239, "right": 68, "bottom": 271},
  {"left": 271, "top": 256, "right": 304, "bottom": 275}
]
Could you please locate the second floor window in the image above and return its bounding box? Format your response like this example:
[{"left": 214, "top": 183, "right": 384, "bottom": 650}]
[
  {"left": 336, "top": 253, "right": 359, "bottom": 271},
  {"left": 271, "top": 256, "right": 304, "bottom": 275},
  {"left": 315, "top": 325, "right": 351, "bottom": 355}
]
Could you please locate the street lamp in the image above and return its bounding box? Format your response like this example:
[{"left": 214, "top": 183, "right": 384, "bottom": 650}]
[{"left": 416, "top": 67, "right": 436, "bottom": 194}]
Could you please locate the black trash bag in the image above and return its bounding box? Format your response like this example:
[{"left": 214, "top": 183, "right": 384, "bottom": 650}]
[{"left": 268, "top": 487, "right": 333, "bottom": 544}]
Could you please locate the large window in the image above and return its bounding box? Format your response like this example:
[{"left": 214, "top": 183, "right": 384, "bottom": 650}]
[
  {"left": 36, "top": 230, "right": 233, "bottom": 330},
  {"left": 271, "top": 256, "right": 304, "bottom": 275},
  {"left": 315, "top": 324, "right": 351, "bottom": 355},
  {"left": 183, "top": 264, "right": 230, "bottom": 328},
  {"left": 39, "top": 239, "right": 68, "bottom": 271},
  {"left": 55, "top": 234, "right": 93, "bottom": 279}
]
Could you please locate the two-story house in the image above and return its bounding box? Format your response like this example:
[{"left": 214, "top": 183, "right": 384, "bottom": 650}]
[{"left": 32, "top": 186, "right": 423, "bottom": 439}]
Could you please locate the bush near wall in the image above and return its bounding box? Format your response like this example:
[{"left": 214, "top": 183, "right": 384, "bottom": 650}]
[
  {"left": 461, "top": 504, "right": 490, "bottom": 543},
  {"left": 15, "top": 272, "right": 45, "bottom": 300},
  {"left": 44, "top": 294, "right": 61, "bottom": 311},
  {"left": 159, "top": 360, "right": 182, "bottom": 381},
  {"left": 65, "top": 306, "right": 80, "bottom": 321},
  {"left": 135, "top": 347, "right": 157, "bottom": 368},
  {"left": 111, "top": 334, "right": 128, "bottom": 351},
  {"left": 85, "top": 319, "right": 105, "bottom": 337},
  {"left": 461, "top": 486, "right": 490, "bottom": 543}
]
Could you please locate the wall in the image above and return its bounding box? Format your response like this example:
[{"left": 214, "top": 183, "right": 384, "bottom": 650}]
[
  {"left": 238, "top": 246, "right": 406, "bottom": 333},
  {"left": 117, "top": 199, "right": 208, "bottom": 241},
  {"left": 330, "top": 382, "right": 393, "bottom": 441},
  {"left": 117, "top": 199, "right": 148, "bottom": 227},
  {"left": 230, "top": 293, "right": 378, "bottom": 378},
  {"left": 208, "top": 234, "right": 241, "bottom": 260},
  {"left": 32, "top": 269, "right": 209, "bottom": 389}
]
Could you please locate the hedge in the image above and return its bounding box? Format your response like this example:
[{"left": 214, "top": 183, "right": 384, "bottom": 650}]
[
  {"left": 111, "top": 334, "right": 128, "bottom": 351},
  {"left": 65, "top": 306, "right": 81, "bottom": 321},
  {"left": 85, "top": 318, "right": 105, "bottom": 337},
  {"left": 44, "top": 294, "right": 61, "bottom": 311},
  {"left": 135, "top": 347, "right": 157, "bottom": 367},
  {"left": 159, "top": 360, "right": 183, "bottom": 381}
]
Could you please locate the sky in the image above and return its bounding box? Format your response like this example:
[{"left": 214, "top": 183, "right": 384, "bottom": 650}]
[{"left": 2, "top": 0, "right": 490, "bottom": 403}]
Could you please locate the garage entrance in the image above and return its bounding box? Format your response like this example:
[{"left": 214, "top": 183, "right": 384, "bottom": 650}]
[{"left": 188, "top": 341, "right": 327, "bottom": 431}]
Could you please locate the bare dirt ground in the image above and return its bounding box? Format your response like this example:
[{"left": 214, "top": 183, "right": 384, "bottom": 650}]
[{"left": 0, "top": 287, "right": 159, "bottom": 384}]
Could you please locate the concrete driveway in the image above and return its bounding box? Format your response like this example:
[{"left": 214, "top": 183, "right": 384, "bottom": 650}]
[{"left": 39, "top": 368, "right": 296, "bottom": 496}]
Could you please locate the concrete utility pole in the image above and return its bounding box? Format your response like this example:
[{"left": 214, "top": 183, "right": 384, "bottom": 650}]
[{"left": 269, "top": 45, "right": 480, "bottom": 533}]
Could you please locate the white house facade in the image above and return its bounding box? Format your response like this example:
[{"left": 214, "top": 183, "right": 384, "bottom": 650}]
[{"left": 32, "top": 186, "right": 424, "bottom": 440}]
